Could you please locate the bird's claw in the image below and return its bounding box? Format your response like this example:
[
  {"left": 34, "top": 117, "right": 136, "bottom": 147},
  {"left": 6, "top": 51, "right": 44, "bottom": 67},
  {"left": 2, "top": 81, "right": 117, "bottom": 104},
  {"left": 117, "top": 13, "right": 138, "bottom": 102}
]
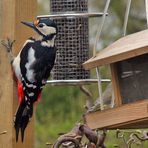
[{"left": 1, "top": 38, "right": 15, "bottom": 53}]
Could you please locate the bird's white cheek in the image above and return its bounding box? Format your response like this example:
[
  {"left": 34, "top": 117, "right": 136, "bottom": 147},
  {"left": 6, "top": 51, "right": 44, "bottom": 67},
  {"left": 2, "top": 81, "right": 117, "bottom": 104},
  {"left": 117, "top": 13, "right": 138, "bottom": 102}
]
[
  {"left": 37, "top": 26, "right": 56, "bottom": 36},
  {"left": 41, "top": 36, "right": 55, "bottom": 47}
]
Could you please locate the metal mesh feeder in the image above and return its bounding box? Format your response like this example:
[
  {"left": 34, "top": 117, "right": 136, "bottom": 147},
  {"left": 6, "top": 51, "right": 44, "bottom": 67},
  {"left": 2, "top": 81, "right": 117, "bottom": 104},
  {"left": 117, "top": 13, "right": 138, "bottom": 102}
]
[
  {"left": 37, "top": 0, "right": 109, "bottom": 85},
  {"left": 53, "top": 16, "right": 90, "bottom": 79}
]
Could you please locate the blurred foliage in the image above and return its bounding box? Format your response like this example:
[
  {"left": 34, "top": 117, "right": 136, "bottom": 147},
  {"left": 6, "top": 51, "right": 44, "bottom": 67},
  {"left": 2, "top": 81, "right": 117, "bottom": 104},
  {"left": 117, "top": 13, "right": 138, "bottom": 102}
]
[
  {"left": 35, "top": 85, "right": 85, "bottom": 147},
  {"left": 36, "top": 0, "right": 148, "bottom": 148}
]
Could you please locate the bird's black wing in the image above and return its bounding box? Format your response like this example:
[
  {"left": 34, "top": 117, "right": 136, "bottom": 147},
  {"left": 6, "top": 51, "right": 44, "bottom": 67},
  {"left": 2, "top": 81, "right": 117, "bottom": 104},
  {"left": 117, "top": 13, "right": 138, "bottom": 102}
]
[{"left": 30, "top": 41, "right": 57, "bottom": 82}]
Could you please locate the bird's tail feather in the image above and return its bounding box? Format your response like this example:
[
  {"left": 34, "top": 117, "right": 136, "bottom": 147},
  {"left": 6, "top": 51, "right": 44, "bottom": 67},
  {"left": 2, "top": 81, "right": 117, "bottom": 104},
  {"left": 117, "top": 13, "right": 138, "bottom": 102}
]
[{"left": 14, "top": 99, "right": 33, "bottom": 142}]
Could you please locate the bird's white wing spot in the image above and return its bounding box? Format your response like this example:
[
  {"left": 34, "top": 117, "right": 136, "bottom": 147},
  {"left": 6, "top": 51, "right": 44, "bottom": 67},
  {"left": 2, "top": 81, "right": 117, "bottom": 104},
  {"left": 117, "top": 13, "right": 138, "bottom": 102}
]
[
  {"left": 12, "top": 39, "right": 34, "bottom": 81},
  {"left": 12, "top": 53, "right": 21, "bottom": 81},
  {"left": 28, "top": 92, "right": 34, "bottom": 97},
  {"left": 25, "top": 47, "right": 36, "bottom": 82}
]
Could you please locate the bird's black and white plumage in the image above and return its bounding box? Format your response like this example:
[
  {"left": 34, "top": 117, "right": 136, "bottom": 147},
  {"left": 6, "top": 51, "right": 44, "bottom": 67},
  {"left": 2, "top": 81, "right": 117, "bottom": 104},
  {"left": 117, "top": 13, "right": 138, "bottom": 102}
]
[{"left": 10, "top": 18, "right": 58, "bottom": 142}]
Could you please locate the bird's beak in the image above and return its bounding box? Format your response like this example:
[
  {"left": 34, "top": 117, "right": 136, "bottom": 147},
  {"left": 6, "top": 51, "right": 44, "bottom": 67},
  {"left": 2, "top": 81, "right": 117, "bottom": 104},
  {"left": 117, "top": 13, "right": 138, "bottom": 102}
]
[{"left": 21, "top": 21, "right": 35, "bottom": 29}]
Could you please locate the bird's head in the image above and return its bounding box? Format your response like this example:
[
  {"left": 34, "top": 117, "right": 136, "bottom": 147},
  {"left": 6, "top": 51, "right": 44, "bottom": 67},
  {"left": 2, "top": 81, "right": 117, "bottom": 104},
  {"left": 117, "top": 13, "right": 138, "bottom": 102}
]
[{"left": 21, "top": 18, "right": 58, "bottom": 40}]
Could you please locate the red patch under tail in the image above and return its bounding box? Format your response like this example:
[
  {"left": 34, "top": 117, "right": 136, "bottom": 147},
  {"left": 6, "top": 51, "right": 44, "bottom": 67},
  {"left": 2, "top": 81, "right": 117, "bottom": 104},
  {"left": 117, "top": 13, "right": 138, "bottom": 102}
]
[
  {"left": 37, "top": 92, "right": 42, "bottom": 103},
  {"left": 17, "top": 81, "right": 24, "bottom": 104}
]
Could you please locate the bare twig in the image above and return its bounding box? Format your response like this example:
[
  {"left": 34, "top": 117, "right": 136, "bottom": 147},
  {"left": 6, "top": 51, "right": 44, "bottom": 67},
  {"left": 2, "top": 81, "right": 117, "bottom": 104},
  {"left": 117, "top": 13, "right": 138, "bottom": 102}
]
[
  {"left": 51, "top": 124, "right": 107, "bottom": 148},
  {"left": 79, "top": 124, "right": 98, "bottom": 145},
  {"left": 51, "top": 123, "right": 83, "bottom": 148},
  {"left": 79, "top": 86, "right": 94, "bottom": 110},
  {"left": 53, "top": 136, "right": 80, "bottom": 148},
  {"left": 97, "top": 130, "right": 107, "bottom": 148},
  {"left": 116, "top": 129, "right": 148, "bottom": 148}
]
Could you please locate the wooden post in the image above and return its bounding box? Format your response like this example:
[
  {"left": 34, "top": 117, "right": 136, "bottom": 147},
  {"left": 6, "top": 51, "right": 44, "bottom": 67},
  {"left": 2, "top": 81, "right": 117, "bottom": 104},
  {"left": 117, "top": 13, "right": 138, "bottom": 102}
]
[{"left": 0, "top": 0, "right": 37, "bottom": 147}]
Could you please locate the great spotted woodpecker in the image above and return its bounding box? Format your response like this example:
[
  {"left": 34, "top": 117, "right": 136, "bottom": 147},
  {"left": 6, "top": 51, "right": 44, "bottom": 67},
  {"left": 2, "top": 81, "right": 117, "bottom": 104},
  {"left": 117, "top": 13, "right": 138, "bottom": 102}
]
[{"left": 2, "top": 18, "right": 58, "bottom": 142}]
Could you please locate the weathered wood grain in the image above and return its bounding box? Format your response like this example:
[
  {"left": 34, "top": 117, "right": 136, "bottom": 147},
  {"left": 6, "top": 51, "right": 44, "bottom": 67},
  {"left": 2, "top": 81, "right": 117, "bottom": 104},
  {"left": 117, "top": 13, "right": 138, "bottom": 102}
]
[{"left": 0, "top": 0, "right": 37, "bottom": 147}]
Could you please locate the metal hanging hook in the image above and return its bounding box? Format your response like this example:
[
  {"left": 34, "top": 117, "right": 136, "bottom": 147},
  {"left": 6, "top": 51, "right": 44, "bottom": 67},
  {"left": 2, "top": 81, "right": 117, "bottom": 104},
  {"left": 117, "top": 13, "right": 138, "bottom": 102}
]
[
  {"left": 123, "top": 0, "right": 132, "bottom": 36},
  {"left": 93, "top": 0, "right": 111, "bottom": 111},
  {"left": 145, "top": 0, "right": 148, "bottom": 27},
  {"left": 93, "top": 0, "right": 111, "bottom": 56}
]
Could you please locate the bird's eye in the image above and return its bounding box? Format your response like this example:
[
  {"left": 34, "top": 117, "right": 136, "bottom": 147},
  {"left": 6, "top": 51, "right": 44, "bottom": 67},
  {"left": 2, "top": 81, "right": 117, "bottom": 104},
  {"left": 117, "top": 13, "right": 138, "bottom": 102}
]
[{"left": 38, "top": 23, "right": 44, "bottom": 28}]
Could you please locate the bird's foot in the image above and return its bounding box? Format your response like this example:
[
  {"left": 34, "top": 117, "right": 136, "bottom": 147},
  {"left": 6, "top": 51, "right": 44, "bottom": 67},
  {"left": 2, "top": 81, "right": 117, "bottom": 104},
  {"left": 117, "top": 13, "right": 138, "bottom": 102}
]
[
  {"left": 1, "top": 38, "right": 15, "bottom": 53},
  {"left": 1, "top": 38, "right": 15, "bottom": 63}
]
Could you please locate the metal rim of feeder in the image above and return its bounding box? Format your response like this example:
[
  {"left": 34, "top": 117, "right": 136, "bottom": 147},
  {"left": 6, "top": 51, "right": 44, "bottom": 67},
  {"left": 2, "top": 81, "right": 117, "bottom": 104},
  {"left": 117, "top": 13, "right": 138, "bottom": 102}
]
[
  {"left": 46, "top": 79, "right": 111, "bottom": 86},
  {"left": 37, "top": 12, "right": 108, "bottom": 19}
]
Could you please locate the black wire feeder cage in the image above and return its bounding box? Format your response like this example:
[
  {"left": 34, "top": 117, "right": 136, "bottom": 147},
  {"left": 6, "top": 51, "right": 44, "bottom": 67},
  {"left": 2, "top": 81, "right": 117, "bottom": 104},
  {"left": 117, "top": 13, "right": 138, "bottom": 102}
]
[{"left": 37, "top": 0, "right": 110, "bottom": 86}]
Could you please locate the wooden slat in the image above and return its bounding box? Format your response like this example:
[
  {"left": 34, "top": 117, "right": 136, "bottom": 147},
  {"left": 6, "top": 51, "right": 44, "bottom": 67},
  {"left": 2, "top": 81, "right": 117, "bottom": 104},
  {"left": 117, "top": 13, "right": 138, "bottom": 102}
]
[
  {"left": 110, "top": 64, "right": 122, "bottom": 106},
  {"left": 85, "top": 100, "right": 148, "bottom": 129},
  {"left": 0, "top": 0, "right": 37, "bottom": 147},
  {"left": 83, "top": 29, "right": 148, "bottom": 70},
  {"left": 109, "top": 118, "right": 148, "bottom": 129}
]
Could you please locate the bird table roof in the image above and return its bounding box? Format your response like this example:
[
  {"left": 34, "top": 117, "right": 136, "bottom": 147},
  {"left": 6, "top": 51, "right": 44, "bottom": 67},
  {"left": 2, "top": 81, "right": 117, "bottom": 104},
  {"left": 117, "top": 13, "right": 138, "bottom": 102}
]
[{"left": 83, "top": 29, "right": 148, "bottom": 70}]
